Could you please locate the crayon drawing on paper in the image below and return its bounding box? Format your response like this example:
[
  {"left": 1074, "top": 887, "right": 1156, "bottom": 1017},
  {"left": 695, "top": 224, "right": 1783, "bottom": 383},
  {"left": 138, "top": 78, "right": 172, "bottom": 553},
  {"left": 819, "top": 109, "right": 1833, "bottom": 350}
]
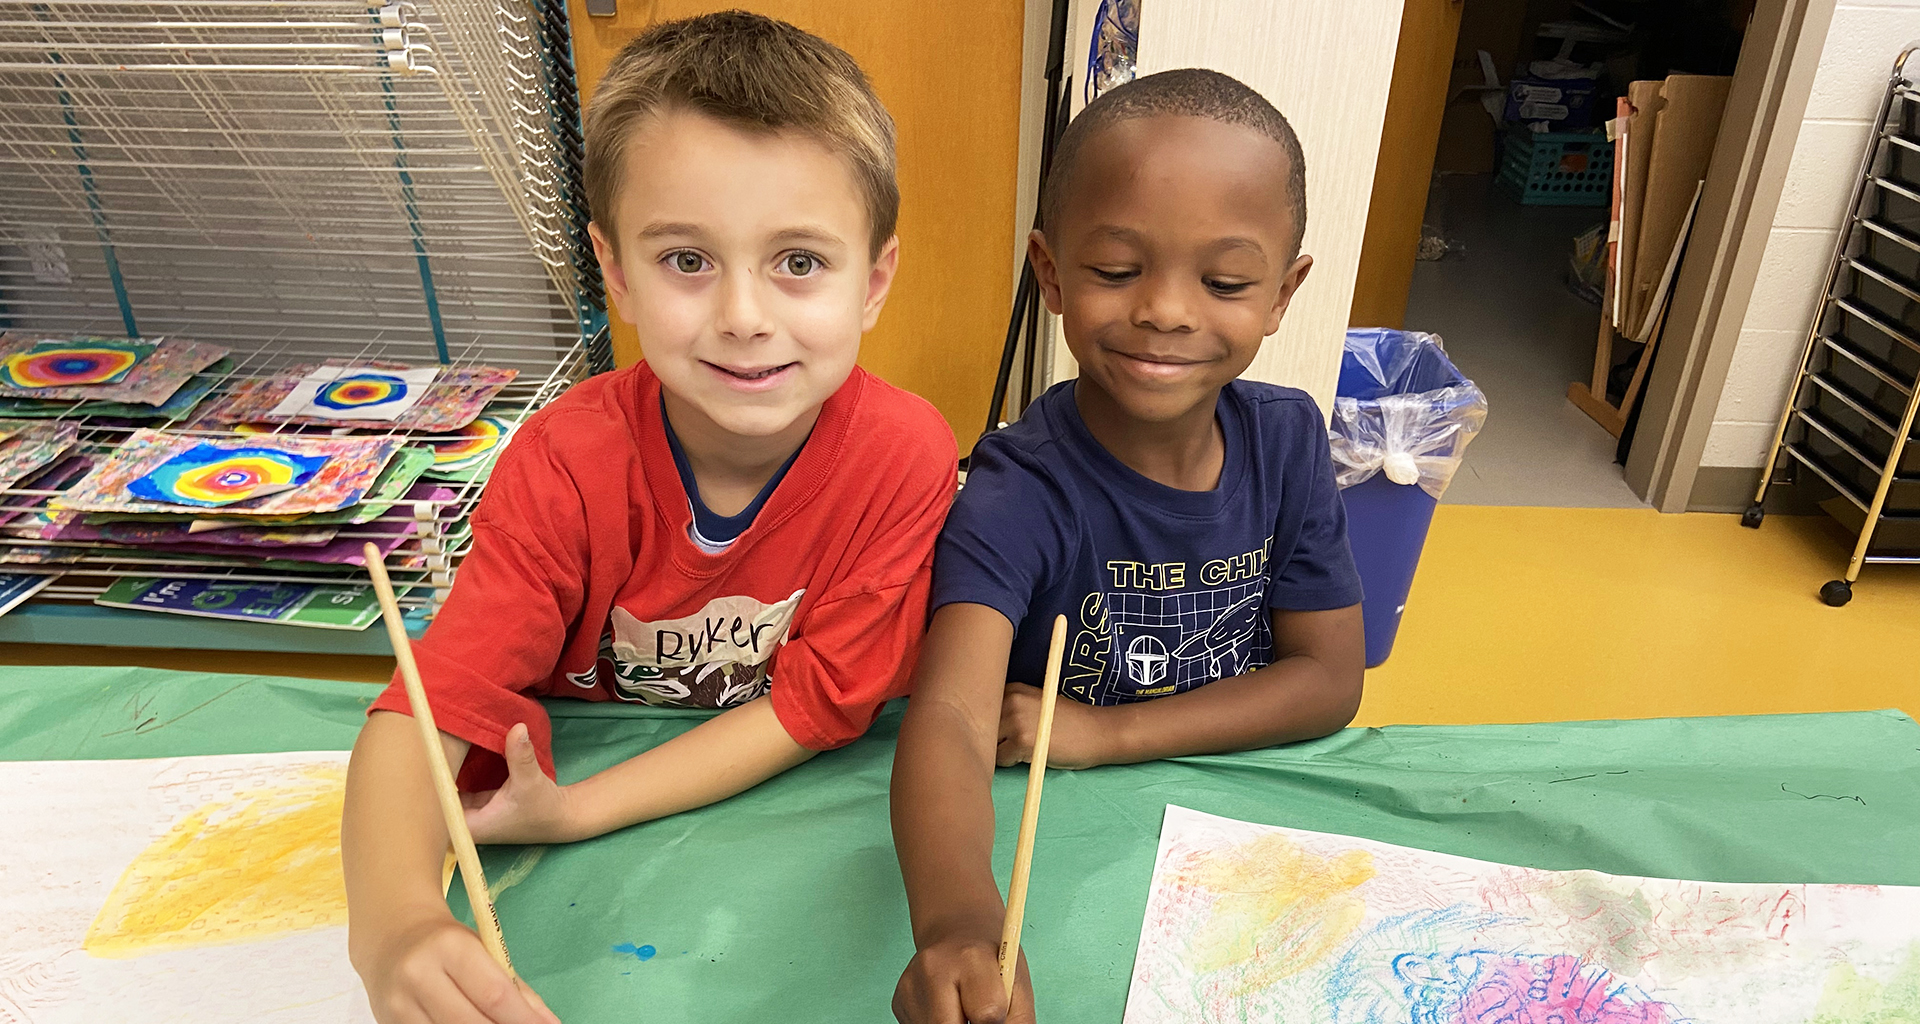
[
  {"left": 1124, "top": 805, "right": 1920, "bottom": 1024},
  {"left": 0, "top": 751, "right": 371, "bottom": 1022}
]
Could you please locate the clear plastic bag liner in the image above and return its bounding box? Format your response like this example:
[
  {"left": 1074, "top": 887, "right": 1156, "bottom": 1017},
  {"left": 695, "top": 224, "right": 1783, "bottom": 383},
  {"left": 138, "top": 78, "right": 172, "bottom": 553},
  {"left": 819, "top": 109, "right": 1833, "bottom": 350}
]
[{"left": 1330, "top": 328, "right": 1487, "bottom": 499}]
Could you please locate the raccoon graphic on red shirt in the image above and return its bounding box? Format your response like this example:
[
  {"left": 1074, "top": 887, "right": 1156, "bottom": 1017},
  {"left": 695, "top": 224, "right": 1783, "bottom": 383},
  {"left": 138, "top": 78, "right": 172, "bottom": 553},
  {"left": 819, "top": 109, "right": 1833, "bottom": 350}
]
[{"left": 566, "top": 589, "right": 806, "bottom": 708}]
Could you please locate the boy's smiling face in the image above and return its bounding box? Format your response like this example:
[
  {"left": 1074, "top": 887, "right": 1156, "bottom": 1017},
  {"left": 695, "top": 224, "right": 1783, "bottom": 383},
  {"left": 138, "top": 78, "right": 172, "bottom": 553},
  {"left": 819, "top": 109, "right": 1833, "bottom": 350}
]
[
  {"left": 1031, "top": 114, "right": 1311, "bottom": 425},
  {"left": 590, "top": 108, "right": 898, "bottom": 441}
]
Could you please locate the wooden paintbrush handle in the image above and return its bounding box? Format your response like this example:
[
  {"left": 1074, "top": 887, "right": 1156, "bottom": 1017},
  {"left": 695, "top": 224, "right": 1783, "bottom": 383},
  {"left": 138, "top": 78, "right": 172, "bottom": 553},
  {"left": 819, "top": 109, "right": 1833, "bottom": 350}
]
[
  {"left": 363, "top": 544, "right": 516, "bottom": 978},
  {"left": 999, "top": 613, "right": 1067, "bottom": 1000}
]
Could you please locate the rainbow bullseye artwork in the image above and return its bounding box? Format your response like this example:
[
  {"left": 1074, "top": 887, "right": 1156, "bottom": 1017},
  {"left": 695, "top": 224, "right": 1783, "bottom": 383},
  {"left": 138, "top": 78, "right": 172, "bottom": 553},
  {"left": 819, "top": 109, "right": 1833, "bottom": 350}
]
[
  {"left": 0, "top": 339, "right": 154, "bottom": 390},
  {"left": 266, "top": 364, "right": 441, "bottom": 422},
  {"left": 313, "top": 373, "right": 409, "bottom": 410},
  {"left": 126, "top": 443, "right": 331, "bottom": 508},
  {"left": 429, "top": 416, "right": 512, "bottom": 471}
]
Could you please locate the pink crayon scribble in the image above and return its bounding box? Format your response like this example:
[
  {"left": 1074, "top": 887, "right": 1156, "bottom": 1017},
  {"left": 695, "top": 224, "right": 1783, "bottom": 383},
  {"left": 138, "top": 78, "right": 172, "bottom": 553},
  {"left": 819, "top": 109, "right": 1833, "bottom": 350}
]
[{"left": 1448, "top": 954, "right": 1675, "bottom": 1024}]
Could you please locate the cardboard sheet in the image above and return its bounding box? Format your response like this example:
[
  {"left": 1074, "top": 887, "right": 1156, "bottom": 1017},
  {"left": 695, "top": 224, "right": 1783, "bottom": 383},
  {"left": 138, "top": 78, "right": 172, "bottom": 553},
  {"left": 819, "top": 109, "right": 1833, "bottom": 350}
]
[{"left": 1624, "top": 75, "right": 1733, "bottom": 338}]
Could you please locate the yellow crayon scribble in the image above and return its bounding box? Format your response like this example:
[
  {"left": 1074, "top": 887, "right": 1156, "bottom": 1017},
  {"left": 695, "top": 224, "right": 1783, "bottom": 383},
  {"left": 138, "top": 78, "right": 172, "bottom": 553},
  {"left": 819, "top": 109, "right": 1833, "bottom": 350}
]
[
  {"left": 84, "top": 764, "right": 348, "bottom": 957},
  {"left": 1172, "top": 833, "right": 1375, "bottom": 993}
]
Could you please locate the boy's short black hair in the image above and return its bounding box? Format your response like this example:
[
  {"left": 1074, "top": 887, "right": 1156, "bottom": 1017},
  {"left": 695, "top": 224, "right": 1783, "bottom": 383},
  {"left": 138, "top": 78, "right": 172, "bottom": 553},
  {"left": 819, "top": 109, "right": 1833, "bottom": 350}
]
[{"left": 1039, "top": 68, "right": 1308, "bottom": 257}]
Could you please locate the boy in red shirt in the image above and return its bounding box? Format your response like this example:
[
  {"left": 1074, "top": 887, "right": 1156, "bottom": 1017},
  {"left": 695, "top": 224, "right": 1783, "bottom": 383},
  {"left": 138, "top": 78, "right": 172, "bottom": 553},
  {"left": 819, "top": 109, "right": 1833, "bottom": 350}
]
[{"left": 341, "top": 13, "right": 957, "bottom": 1024}]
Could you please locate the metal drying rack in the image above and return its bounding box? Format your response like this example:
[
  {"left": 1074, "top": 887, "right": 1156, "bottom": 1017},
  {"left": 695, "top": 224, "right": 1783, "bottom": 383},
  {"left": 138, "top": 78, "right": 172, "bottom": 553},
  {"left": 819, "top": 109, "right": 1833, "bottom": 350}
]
[
  {"left": 1745, "top": 42, "right": 1920, "bottom": 606},
  {"left": 0, "top": 0, "right": 610, "bottom": 653}
]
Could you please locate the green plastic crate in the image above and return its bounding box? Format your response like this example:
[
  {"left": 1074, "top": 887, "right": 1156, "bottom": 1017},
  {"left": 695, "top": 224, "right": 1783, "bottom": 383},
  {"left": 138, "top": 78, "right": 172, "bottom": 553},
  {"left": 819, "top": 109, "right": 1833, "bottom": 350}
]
[{"left": 1497, "top": 127, "right": 1612, "bottom": 207}]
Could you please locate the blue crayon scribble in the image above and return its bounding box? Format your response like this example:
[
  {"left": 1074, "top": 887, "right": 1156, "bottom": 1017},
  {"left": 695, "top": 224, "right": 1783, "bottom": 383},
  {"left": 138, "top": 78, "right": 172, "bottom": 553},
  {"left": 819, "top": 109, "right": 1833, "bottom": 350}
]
[
  {"left": 1325, "top": 905, "right": 1517, "bottom": 1024},
  {"left": 613, "top": 942, "right": 657, "bottom": 962}
]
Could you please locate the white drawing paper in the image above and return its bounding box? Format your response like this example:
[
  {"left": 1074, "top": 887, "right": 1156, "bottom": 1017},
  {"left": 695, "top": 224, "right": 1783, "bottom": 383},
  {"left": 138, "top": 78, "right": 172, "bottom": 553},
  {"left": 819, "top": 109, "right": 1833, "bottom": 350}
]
[
  {"left": 0, "top": 751, "right": 372, "bottom": 1023},
  {"left": 1124, "top": 805, "right": 1920, "bottom": 1024}
]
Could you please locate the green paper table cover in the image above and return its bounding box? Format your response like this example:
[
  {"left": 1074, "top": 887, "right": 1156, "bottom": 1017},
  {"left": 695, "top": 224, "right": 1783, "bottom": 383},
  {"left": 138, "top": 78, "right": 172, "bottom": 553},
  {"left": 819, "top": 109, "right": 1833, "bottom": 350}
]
[{"left": 2, "top": 667, "right": 1914, "bottom": 1022}]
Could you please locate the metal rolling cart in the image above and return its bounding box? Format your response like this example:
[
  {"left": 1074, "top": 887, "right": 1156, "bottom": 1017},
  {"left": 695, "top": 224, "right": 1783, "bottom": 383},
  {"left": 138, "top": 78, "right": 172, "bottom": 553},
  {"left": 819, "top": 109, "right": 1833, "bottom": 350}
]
[
  {"left": 0, "top": 0, "right": 610, "bottom": 652},
  {"left": 1745, "top": 42, "right": 1920, "bottom": 607}
]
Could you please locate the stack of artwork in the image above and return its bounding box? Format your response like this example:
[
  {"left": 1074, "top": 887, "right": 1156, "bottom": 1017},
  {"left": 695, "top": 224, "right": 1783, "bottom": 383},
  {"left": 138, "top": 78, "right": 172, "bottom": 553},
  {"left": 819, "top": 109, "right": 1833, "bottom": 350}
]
[
  {"left": 0, "top": 342, "right": 513, "bottom": 621},
  {"left": 0, "top": 751, "right": 372, "bottom": 1022},
  {"left": 1124, "top": 806, "right": 1920, "bottom": 1024},
  {"left": 0, "top": 430, "right": 456, "bottom": 588},
  {"left": 200, "top": 360, "right": 517, "bottom": 432},
  {"left": 0, "top": 334, "right": 230, "bottom": 417}
]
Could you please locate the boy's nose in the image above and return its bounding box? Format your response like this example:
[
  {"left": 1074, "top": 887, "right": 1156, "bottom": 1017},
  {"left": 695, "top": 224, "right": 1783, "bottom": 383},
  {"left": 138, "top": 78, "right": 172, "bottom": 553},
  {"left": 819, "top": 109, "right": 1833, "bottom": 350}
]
[
  {"left": 1129, "top": 276, "right": 1199, "bottom": 334},
  {"left": 715, "top": 268, "right": 776, "bottom": 343}
]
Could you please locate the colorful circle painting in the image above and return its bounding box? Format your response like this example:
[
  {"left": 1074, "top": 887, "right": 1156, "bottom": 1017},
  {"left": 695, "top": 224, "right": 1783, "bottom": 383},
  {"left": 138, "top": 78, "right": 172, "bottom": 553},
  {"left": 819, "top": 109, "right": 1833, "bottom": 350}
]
[
  {"left": 1, "top": 341, "right": 150, "bottom": 389},
  {"left": 126, "top": 444, "right": 332, "bottom": 508},
  {"left": 313, "top": 373, "right": 411, "bottom": 411},
  {"left": 430, "top": 416, "right": 510, "bottom": 468}
]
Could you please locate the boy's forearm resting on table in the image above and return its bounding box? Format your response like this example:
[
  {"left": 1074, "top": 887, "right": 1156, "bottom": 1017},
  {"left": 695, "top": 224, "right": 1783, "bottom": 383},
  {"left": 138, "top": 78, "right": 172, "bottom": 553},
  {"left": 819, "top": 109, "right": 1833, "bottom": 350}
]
[
  {"left": 459, "top": 694, "right": 819, "bottom": 846},
  {"left": 558, "top": 695, "right": 817, "bottom": 839}
]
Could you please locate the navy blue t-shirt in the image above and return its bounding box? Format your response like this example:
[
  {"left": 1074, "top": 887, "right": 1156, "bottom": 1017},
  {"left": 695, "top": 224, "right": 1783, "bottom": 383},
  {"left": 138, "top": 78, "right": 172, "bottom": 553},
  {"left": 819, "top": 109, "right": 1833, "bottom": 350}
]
[
  {"left": 661, "top": 397, "right": 802, "bottom": 547},
  {"left": 932, "top": 380, "right": 1363, "bottom": 706}
]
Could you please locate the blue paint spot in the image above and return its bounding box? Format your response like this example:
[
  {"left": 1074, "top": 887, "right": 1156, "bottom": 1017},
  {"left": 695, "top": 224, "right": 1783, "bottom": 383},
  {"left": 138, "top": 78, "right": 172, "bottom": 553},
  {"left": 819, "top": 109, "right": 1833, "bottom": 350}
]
[{"left": 613, "top": 942, "right": 657, "bottom": 962}]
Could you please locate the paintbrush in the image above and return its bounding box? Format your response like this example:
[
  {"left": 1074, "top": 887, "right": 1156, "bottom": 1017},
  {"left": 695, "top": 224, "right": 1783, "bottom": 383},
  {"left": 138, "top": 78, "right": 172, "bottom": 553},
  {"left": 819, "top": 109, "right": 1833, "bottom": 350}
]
[
  {"left": 999, "top": 613, "right": 1068, "bottom": 1000},
  {"left": 362, "top": 542, "right": 516, "bottom": 978}
]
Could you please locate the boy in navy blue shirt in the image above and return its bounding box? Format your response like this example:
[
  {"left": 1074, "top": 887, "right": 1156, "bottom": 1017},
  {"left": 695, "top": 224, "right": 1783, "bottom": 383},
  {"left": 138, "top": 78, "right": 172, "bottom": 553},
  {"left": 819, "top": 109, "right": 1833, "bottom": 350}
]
[{"left": 889, "top": 69, "right": 1365, "bottom": 1024}]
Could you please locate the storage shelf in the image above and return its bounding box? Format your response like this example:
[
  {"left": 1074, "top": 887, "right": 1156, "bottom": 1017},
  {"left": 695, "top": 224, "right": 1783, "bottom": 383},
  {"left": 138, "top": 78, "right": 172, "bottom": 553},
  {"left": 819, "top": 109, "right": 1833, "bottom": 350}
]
[
  {"left": 0, "top": 0, "right": 605, "bottom": 644},
  {"left": 1753, "top": 43, "right": 1920, "bottom": 602},
  {"left": 0, "top": 600, "right": 424, "bottom": 654}
]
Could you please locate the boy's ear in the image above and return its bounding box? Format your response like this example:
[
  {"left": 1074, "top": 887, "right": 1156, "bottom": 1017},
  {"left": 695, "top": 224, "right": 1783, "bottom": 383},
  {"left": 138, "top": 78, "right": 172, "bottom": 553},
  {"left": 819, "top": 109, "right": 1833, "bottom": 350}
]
[
  {"left": 860, "top": 235, "right": 902, "bottom": 332},
  {"left": 1028, "top": 230, "right": 1065, "bottom": 315},
  {"left": 1263, "top": 253, "right": 1314, "bottom": 337},
  {"left": 588, "top": 221, "right": 635, "bottom": 325}
]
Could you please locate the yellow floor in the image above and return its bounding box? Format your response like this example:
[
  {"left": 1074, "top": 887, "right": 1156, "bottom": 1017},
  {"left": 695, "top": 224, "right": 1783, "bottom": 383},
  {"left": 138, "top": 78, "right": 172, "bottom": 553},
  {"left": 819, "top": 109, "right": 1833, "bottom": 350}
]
[
  {"left": 1356, "top": 507, "right": 1919, "bottom": 726},
  {"left": 3, "top": 508, "right": 1915, "bottom": 725}
]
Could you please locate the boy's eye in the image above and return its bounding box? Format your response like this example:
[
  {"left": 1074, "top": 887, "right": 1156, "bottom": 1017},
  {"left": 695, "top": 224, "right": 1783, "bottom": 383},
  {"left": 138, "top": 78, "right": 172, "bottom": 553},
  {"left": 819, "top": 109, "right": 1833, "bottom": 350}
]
[
  {"left": 1090, "top": 266, "right": 1138, "bottom": 283},
  {"left": 780, "top": 252, "right": 822, "bottom": 276},
  {"left": 1206, "top": 279, "right": 1253, "bottom": 295},
  {"left": 666, "top": 250, "right": 709, "bottom": 274}
]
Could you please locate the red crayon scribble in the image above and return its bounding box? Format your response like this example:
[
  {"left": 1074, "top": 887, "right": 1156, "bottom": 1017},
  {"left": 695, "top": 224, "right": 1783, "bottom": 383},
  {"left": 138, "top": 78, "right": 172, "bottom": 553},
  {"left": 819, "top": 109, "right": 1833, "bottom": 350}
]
[{"left": 1766, "top": 889, "right": 1802, "bottom": 942}]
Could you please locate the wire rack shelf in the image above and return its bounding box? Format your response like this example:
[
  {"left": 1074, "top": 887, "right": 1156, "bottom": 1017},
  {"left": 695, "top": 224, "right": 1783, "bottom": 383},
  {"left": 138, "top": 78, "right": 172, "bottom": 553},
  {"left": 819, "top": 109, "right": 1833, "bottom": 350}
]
[{"left": 0, "top": 0, "right": 606, "bottom": 646}]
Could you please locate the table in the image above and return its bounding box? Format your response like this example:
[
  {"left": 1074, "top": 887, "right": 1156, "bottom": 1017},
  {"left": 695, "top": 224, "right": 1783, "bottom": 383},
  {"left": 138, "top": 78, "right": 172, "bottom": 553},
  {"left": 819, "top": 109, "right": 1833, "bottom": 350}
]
[{"left": 4, "top": 666, "right": 1916, "bottom": 1021}]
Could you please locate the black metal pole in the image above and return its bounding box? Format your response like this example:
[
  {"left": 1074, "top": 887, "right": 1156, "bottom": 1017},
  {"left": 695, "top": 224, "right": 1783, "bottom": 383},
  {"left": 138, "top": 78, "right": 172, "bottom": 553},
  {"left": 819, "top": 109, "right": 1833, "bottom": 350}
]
[
  {"left": 1019, "top": 262, "right": 1041, "bottom": 410},
  {"left": 984, "top": 268, "right": 1037, "bottom": 439},
  {"left": 980, "top": 0, "right": 1072, "bottom": 445}
]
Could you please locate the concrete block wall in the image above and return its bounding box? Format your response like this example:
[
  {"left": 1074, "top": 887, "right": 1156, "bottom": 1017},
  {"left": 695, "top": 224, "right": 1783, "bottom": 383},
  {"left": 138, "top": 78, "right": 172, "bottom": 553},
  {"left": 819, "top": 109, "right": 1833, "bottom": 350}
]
[{"left": 1701, "top": 2, "right": 1920, "bottom": 469}]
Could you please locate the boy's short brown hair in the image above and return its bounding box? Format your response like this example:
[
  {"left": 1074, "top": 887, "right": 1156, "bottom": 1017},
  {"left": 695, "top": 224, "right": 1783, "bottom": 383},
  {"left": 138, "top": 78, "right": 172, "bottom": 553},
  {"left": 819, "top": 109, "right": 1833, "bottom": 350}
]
[{"left": 584, "top": 11, "right": 899, "bottom": 257}]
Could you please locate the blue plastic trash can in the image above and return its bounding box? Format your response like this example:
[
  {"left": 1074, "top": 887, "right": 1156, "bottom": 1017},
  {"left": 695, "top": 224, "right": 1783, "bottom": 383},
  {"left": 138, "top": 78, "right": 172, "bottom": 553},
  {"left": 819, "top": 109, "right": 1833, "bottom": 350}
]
[{"left": 1330, "top": 329, "right": 1486, "bottom": 668}]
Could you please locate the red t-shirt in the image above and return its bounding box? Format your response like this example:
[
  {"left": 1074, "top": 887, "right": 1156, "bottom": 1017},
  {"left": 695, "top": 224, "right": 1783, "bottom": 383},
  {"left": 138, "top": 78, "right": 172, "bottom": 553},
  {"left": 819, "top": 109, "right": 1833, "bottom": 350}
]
[{"left": 369, "top": 362, "right": 958, "bottom": 790}]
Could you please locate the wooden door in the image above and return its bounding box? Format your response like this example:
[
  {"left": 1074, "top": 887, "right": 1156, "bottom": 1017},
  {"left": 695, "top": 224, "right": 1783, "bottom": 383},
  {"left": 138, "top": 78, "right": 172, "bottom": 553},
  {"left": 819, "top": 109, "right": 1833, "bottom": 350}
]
[
  {"left": 1350, "top": 0, "right": 1465, "bottom": 330},
  {"left": 566, "top": 0, "right": 1025, "bottom": 452}
]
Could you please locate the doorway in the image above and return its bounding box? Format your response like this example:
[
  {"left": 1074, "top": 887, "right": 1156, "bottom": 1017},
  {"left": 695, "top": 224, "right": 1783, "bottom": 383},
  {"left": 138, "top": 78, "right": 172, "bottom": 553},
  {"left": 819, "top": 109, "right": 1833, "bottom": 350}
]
[{"left": 1387, "top": 0, "right": 1755, "bottom": 507}]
